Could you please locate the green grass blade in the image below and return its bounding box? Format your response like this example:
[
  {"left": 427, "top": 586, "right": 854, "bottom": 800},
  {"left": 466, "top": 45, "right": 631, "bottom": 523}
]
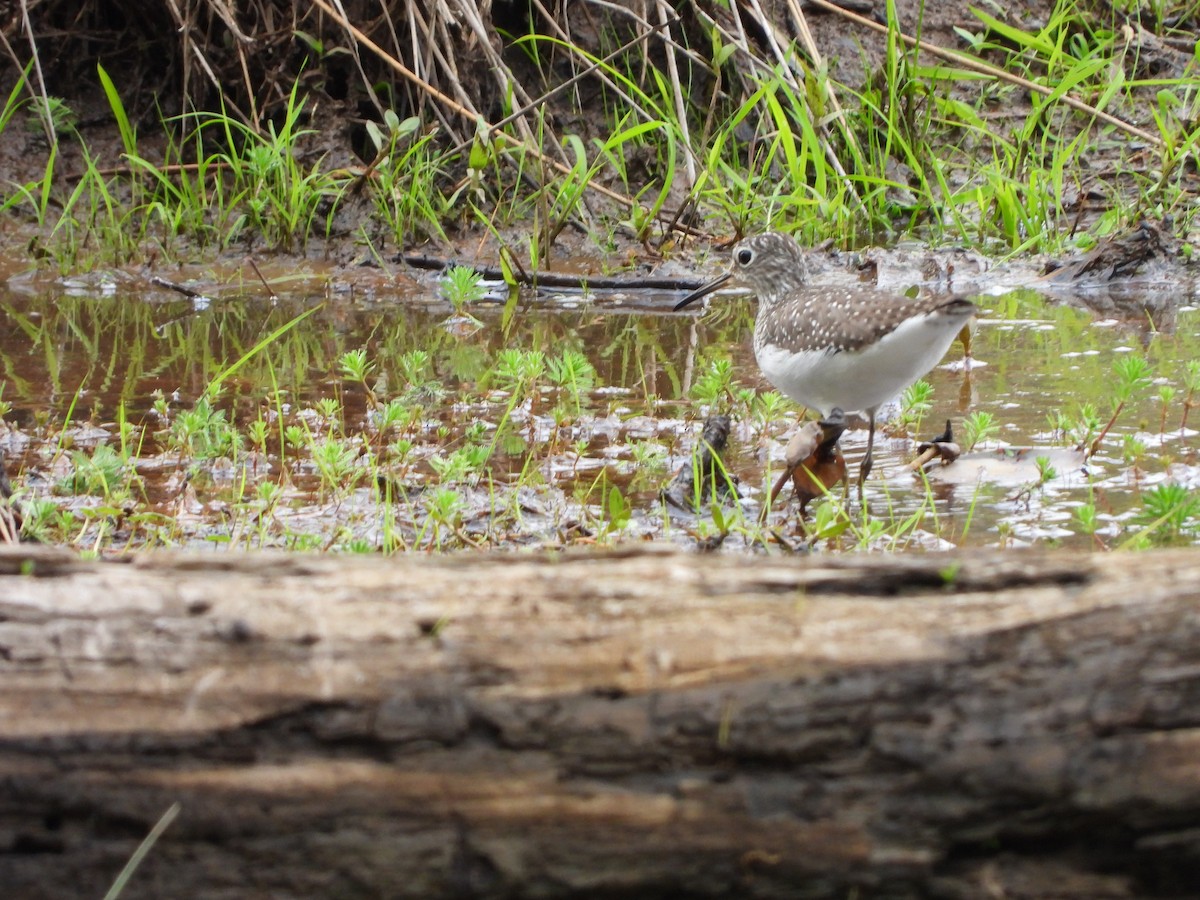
[
  {"left": 97, "top": 64, "right": 136, "bottom": 158},
  {"left": 102, "top": 802, "right": 181, "bottom": 900},
  {"left": 203, "top": 304, "right": 324, "bottom": 401}
]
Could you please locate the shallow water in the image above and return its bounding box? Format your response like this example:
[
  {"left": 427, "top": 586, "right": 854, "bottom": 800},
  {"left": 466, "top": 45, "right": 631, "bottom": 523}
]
[{"left": 1, "top": 272, "right": 1198, "bottom": 552}]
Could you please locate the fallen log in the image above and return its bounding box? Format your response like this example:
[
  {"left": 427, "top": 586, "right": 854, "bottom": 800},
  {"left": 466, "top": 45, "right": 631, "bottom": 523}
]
[{"left": 1, "top": 544, "right": 1198, "bottom": 899}]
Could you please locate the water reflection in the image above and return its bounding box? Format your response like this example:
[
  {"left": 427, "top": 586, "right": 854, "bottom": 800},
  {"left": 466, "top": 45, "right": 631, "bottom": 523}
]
[{"left": 0, "top": 281, "right": 1197, "bottom": 551}]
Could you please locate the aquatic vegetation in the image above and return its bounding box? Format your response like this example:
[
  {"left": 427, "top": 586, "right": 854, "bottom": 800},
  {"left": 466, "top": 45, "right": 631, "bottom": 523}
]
[
  {"left": 0, "top": 282, "right": 1198, "bottom": 555},
  {"left": 961, "top": 411, "right": 999, "bottom": 450}
]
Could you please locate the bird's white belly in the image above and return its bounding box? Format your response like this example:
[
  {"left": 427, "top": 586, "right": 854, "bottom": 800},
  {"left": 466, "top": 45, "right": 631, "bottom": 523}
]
[{"left": 756, "top": 313, "right": 964, "bottom": 415}]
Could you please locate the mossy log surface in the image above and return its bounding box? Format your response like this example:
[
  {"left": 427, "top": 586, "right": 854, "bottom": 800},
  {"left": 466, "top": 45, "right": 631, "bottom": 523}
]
[{"left": 1, "top": 544, "right": 1198, "bottom": 899}]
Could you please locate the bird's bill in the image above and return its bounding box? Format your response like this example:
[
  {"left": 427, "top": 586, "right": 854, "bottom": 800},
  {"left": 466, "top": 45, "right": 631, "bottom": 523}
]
[{"left": 673, "top": 271, "right": 731, "bottom": 311}]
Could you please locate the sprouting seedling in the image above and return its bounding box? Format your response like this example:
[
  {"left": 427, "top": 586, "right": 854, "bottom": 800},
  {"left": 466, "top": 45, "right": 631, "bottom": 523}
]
[
  {"left": 899, "top": 379, "right": 933, "bottom": 433},
  {"left": 59, "top": 444, "right": 127, "bottom": 498},
  {"left": 364, "top": 109, "right": 420, "bottom": 159},
  {"left": 423, "top": 487, "right": 466, "bottom": 549},
  {"left": 1158, "top": 385, "right": 1176, "bottom": 438},
  {"left": 247, "top": 418, "right": 269, "bottom": 453},
  {"left": 690, "top": 358, "right": 735, "bottom": 407},
  {"left": 314, "top": 397, "right": 342, "bottom": 430},
  {"left": 376, "top": 399, "right": 415, "bottom": 435},
  {"left": 1179, "top": 360, "right": 1200, "bottom": 434},
  {"left": 311, "top": 436, "right": 363, "bottom": 495},
  {"left": 1035, "top": 455, "right": 1057, "bottom": 487},
  {"left": 1087, "top": 355, "right": 1152, "bottom": 458},
  {"left": 751, "top": 391, "right": 791, "bottom": 429},
  {"left": 168, "top": 397, "right": 241, "bottom": 460},
  {"left": 1044, "top": 409, "right": 1071, "bottom": 444},
  {"left": 547, "top": 349, "right": 597, "bottom": 409},
  {"left": 1130, "top": 483, "right": 1200, "bottom": 546},
  {"left": 284, "top": 424, "right": 306, "bottom": 450},
  {"left": 495, "top": 348, "right": 546, "bottom": 399},
  {"left": 338, "top": 348, "right": 373, "bottom": 382},
  {"left": 338, "top": 348, "right": 379, "bottom": 408},
  {"left": 1069, "top": 402, "right": 1101, "bottom": 450},
  {"left": 440, "top": 265, "right": 487, "bottom": 313},
  {"left": 1074, "top": 502, "right": 1098, "bottom": 535},
  {"left": 962, "top": 410, "right": 999, "bottom": 450},
  {"left": 1122, "top": 434, "right": 1147, "bottom": 467},
  {"left": 397, "top": 349, "right": 431, "bottom": 387},
  {"left": 603, "top": 484, "right": 632, "bottom": 530}
]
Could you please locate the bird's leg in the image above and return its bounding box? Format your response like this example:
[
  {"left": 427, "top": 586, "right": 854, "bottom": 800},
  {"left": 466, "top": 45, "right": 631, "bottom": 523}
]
[
  {"left": 857, "top": 409, "right": 876, "bottom": 499},
  {"left": 957, "top": 322, "right": 973, "bottom": 361}
]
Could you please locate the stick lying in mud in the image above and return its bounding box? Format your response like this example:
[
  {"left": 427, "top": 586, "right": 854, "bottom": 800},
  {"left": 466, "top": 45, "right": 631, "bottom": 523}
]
[
  {"left": 149, "top": 276, "right": 209, "bottom": 301},
  {"left": 398, "top": 254, "right": 706, "bottom": 295}
]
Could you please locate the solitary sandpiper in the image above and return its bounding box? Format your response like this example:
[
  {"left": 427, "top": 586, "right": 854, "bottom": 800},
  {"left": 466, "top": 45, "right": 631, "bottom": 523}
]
[{"left": 675, "top": 232, "right": 976, "bottom": 491}]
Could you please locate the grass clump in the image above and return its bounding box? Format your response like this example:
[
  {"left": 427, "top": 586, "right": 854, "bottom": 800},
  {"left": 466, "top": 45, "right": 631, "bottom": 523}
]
[{"left": 2, "top": 2, "right": 1197, "bottom": 264}]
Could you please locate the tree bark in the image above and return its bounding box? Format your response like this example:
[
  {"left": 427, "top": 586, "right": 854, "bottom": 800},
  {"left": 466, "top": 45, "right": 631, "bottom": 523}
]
[{"left": 1, "top": 544, "right": 1198, "bottom": 899}]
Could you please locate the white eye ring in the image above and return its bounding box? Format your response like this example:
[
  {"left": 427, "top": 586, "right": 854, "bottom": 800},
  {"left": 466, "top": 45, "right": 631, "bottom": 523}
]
[{"left": 736, "top": 248, "right": 753, "bottom": 266}]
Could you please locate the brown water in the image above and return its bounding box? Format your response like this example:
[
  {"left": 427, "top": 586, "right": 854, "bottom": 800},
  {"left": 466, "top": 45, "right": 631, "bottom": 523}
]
[{"left": 1, "top": 274, "right": 1198, "bottom": 552}]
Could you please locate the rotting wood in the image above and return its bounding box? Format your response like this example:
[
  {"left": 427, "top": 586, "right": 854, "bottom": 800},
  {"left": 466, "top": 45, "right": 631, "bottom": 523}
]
[{"left": 1, "top": 544, "right": 1199, "bottom": 899}]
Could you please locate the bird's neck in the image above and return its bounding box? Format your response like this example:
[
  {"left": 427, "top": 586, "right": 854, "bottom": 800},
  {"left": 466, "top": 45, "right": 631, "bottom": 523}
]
[{"left": 755, "top": 283, "right": 806, "bottom": 311}]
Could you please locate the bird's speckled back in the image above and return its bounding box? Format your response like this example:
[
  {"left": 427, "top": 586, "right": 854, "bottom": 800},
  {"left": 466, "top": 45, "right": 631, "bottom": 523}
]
[{"left": 722, "top": 233, "right": 976, "bottom": 356}]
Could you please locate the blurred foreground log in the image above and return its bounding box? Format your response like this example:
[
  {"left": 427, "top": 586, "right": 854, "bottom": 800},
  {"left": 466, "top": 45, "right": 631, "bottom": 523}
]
[{"left": 2, "top": 545, "right": 1199, "bottom": 899}]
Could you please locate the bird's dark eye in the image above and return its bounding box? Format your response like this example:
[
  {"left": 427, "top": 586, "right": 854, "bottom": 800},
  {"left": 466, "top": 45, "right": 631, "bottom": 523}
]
[{"left": 736, "top": 248, "right": 753, "bottom": 266}]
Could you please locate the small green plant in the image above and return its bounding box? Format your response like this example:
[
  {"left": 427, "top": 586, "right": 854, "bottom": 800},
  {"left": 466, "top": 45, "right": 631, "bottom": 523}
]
[
  {"left": 1068, "top": 403, "right": 1102, "bottom": 451},
  {"left": 314, "top": 397, "right": 343, "bottom": 428},
  {"left": 1087, "top": 355, "right": 1152, "bottom": 458},
  {"left": 440, "top": 265, "right": 487, "bottom": 312},
  {"left": 311, "top": 437, "right": 363, "bottom": 494},
  {"left": 32, "top": 96, "right": 78, "bottom": 137},
  {"left": 397, "top": 349, "right": 432, "bottom": 387},
  {"left": 429, "top": 445, "right": 490, "bottom": 483},
  {"left": 1131, "top": 483, "right": 1200, "bottom": 545},
  {"left": 1035, "top": 455, "right": 1057, "bottom": 487},
  {"left": 1074, "top": 499, "right": 1099, "bottom": 539},
  {"left": 18, "top": 496, "right": 72, "bottom": 542},
  {"left": 629, "top": 440, "right": 669, "bottom": 471},
  {"left": 362, "top": 108, "right": 447, "bottom": 245},
  {"left": 603, "top": 483, "right": 632, "bottom": 530},
  {"left": 204, "top": 83, "right": 348, "bottom": 251},
  {"left": 962, "top": 411, "right": 999, "bottom": 450},
  {"left": 247, "top": 418, "right": 270, "bottom": 453},
  {"left": 284, "top": 424, "right": 307, "bottom": 450},
  {"left": 751, "top": 391, "right": 791, "bottom": 428},
  {"left": 58, "top": 444, "right": 127, "bottom": 497},
  {"left": 898, "top": 379, "right": 934, "bottom": 432},
  {"left": 168, "top": 398, "right": 241, "bottom": 459},
  {"left": 1180, "top": 360, "right": 1200, "bottom": 433},
  {"left": 547, "top": 349, "right": 597, "bottom": 409},
  {"left": 339, "top": 348, "right": 374, "bottom": 383},
  {"left": 691, "top": 357, "right": 735, "bottom": 406},
  {"left": 1122, "top": 434, "right": 1147, "bottom": 468},
  {"left": 494, "top": 348, "right": 546, "bottom": 398},
  {"left": 1044, "top": 409, "right": 1072, "bottom": 444},
  {"left": 422, "top": 487, "right": 467, "bottom": 548},
  {"left": 375, "top": 399, "right": 416, "bottom": 435}
]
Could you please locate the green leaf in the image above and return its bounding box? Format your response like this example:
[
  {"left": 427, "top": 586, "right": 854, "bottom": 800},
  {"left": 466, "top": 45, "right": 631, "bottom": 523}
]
[
  {"left": 468, "top": 119, "right": 491, "bottom": 170},
  {"left": 97, "top": 63, "right": 136, "bottom": 158},
  {"left": 365, "top": 120, "right": 384, "bottom": 153},
  {"left": 970, "top": 8, "right": 1056, "bottom": 57},
  {"left": 606, "top": 486, "right": 631, "bottom": 527}
]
